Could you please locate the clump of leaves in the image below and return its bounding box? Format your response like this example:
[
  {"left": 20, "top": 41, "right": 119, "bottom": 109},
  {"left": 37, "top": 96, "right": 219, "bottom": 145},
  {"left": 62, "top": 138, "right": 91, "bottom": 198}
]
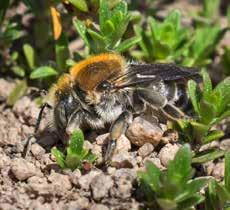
[
  {"left": 182, "top": 26, "right": 228, "bottom": 67},
  {"left": 73, "top": 0, "right": 141, "bottom": 54},
  {"left": 205, "top": 153, "right": 230, "bottom": 210},
  {"left": 138, "top": 145, "right": 210, "bottom": 210},
  {"left": 134, "top": 9, "right": 228, "bottom": 67},
  {"left": 134, "top": 10, "right": 189, "bottom": 63},
  {"left": 171, "top": 71, "right": 229, "bottom": 163},
  {"left": 173, "top": 70, "right": 229, "bottom": 145},
  {"left": 51, "top": 130, "right": 96, "bottom": 170}
]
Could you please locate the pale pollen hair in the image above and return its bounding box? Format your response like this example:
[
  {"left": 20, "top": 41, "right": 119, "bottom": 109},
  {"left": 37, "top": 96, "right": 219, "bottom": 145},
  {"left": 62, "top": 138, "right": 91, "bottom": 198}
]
[{"left": 70, "top": 53, "right": 126, "bottom": 91}]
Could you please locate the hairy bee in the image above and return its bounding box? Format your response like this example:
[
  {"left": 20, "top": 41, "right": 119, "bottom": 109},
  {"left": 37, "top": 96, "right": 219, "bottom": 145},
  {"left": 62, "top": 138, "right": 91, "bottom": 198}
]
[{"left": 32, "top": 53, "right": 199, "bottom": 163}]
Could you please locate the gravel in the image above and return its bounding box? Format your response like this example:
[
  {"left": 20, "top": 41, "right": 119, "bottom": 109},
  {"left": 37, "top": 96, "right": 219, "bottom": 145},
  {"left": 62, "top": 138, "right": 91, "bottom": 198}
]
[
  {"left": 158, "top": 143, "right": 180, "bottom": 167},
  {"left": 11, "top": 158, "right": 42, "bottom": 181},
  {"left": 126, "top": 117, "right": 163, "bottom": 146},
  {"left": 91, "top": 174, "right": 114, "bottom": 201},
  {"left": 138, "top": 143, "right": 154, "bottom": 158},
  {"left": 0, "top": 77, "right": 227, "bottom": 209},
  {"left": 220, "top": 138, "right": 230, "bottom": 151}
]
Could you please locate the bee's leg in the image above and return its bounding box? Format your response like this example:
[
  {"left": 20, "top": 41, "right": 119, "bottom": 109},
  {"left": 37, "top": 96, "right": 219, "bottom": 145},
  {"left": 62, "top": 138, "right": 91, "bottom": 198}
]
[
  {"left": 23, "top": 103, "right": 52, "bottom": 157},
  {"left": 34, "top": 103, "right": 52, "bottom": 133},
  {"left": 137, "top": 88, "right": 185, "bottom": 120},
  {"left": 104, "top": 111, "right": 133, "bottom": 164},
  {"left": 160, "top": 103, "right": 185, "bottom": 120}
]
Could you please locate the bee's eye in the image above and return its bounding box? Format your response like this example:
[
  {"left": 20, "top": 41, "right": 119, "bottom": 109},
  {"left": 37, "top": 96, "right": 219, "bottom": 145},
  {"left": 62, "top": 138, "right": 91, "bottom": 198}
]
[{"left": 96, "top": 80, "right": 112, "bottom": 91}]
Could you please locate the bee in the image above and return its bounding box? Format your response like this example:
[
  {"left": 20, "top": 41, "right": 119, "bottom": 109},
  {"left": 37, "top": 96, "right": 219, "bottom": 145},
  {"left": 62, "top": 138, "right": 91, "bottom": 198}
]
[{"left": 28, "top": 53, "right": 199, "bottom": 163}]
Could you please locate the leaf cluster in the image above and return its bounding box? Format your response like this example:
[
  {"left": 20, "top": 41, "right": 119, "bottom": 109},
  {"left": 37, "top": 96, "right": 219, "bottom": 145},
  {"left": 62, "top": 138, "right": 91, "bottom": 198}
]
[
  {"left": 51, "top": 130, "right": 96, "bottom": 170},
  {"left": 134, "top": 10, "right": 189, "bottom": 63},
  {"left": 138, "top": 145, "right": 210, "bottom": 210},
  {"left": 173, "top": 70, "right": 230, "bottom": 146},
  {"left": 134, "top": 8, "right": 229, "bottom": 67},
  {"left": 73, "top": 0, "right": 141, "bottom": 54}
]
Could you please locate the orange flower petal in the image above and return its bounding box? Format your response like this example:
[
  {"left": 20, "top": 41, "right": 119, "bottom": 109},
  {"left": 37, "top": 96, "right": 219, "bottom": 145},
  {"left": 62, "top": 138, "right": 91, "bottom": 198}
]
[{"left": 50, "top": 6, "right": 62, "bottom": 40}]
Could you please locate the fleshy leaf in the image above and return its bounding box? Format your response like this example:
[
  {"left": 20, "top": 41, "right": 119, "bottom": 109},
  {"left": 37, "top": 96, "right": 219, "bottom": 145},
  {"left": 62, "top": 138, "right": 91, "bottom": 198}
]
[
  {"left": 188, "top": 80, "right": 200, "bottom": 115},
  {"left": 192, "top": 149, "right": 225, "bottom": 164},
  {"left": 51, "top": 147, "right": 66, "bottom": 169},
  {"left": 167, "top": 144, "right": 193, "bottom": 186},
  {"left": 68, "top": 0, "right": 88, "bottom": 12},
  {"left": 23, "top": 43, "right": 35, "bottom": 69},
  {"left": 30, "top": 66, "right": 58, "bottom": 79}
]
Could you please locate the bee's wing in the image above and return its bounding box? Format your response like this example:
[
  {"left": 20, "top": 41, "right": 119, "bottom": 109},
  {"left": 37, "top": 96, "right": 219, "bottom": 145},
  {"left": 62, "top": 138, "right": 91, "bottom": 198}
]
[{"left": 113, "top": 63, "right": 200, "bottom": 89}]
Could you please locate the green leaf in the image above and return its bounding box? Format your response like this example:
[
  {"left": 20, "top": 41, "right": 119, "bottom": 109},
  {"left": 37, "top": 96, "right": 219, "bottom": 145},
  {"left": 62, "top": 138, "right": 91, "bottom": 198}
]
[
  {"left": 73, "top": 19, "right": 89, "bottom": 47},
  {"left": 225, "top": 153, "right": 230, "bottom": 192},
  {"left": 192, "top": 149, "right": 225, "bottom": 164},
  {"left": 157, "top": 198, "right": 177, "bottom": 210},
  {"left": 191, "top": 121, "right": 209, "bottom": 142},
  {"left": 167, "top": 144, "right": 193, "bottom": 186},
  {"left": 55, "top": 32, "right": 69, "bottom": 72},
  {"left": 115, "top": 36, "right": 141, "bottom": 52},
  {"left": 175, "top": 177, "right": 210, "bottom": 203},
  {"left": 102, "top": 20, "right": 115, "bottom": 35},
  {"left": 216, "top": 182, "right": 230, "bottom": 207},
  {"left": 68, "top": 0, "right": 88, "bottom": 12},
  {"left": 84, "top": 152, "right": 97, "bottom": 163},
  {"left": 0, "top": 0, "right": 10, "bottom": 24},
  {"left": 23, "top": 43, "right": 35, "bottom": 69},
  {"left": 165, "top": 10, "right": 181, "bottom": 30},
  {"left": 204, "top": 130, "right": 224, "bottom": 144},
  {"left": 68, "top": 130, "right": 85, "bottom": 155},
  {"left": 188, "top": 80, "right": 200, "bottom": 115},
  {"left": 201, "top": 70, "right": 212, "bottom": 99},
  {"left": 205, "top": 180, "right": 220, "bottom": 210},
  {"left": 11, "top": 66, "right": 25, "bottom": 77},
  {"left": 87, "top": 29, "right": 106, "bottom": 53},
  {"left": 211, "top": 110, "right": 230, "bottom": 125},
  {"left": 7, "top": 80, "right": 27, "bottom": 106},
  {"left": 134, "top": 24, "right": 153, "bottom": 59},
  {"left": 199, "top": 99, "right": 216, "bottom": 124},
  {"left": 51, "top": 147, "right": 66, "bottom": 168},
  {"left": 65, "top": 153, "right": 81, "bottom": 170},
  {"left": 214, "top": 77, "right": 230, "bottom": 107},
  {"left": 99, "top": 0, "right": 111, "bottom": 31},
  {"left": 202, "top": 0, "right": 220, "bottom": 18},
  {"left": 30, "top": 66, "right": 58, "bottom": 79},
  {"left": 142, "top": 161, "right": 161, "bottom": 191},
  {"left": 178, "top": 194, "right": 205, "bottom": 210}
]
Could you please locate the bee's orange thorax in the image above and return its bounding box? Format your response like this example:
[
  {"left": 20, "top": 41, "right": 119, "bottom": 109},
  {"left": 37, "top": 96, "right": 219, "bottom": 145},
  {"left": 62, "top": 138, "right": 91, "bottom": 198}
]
[{"left": 70, "top": 53, "right": 126, "bottom": 91}]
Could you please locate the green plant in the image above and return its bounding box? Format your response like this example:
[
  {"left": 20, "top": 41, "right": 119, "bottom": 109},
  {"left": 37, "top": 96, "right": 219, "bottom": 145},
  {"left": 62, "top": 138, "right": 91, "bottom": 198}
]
[
  {"left": 134, "top": 9, "right": 229, "bottom": 67},
  {"left": 173, "top": 70, "right": 230, "bottom": 147},
  {"left": 51, "top": 130, "right": 96, "bottom": 170},
  {"left": 138, "top": 145, "right": 210, "bottom": 210},
  {"left": 201, "top": 0, "right": 220, "bottom": 19},
  {"left": 73, "top": 0, "right": 141, "bottom": 54},
  {"left": 182, "top": 26, "right": 228, "bottom": 67},
  {"left": 134, "top": 10, "right": 189, "bottom": 63},
  {"left": 205, "top": 153, "right": 230, "bottom": 210}
]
